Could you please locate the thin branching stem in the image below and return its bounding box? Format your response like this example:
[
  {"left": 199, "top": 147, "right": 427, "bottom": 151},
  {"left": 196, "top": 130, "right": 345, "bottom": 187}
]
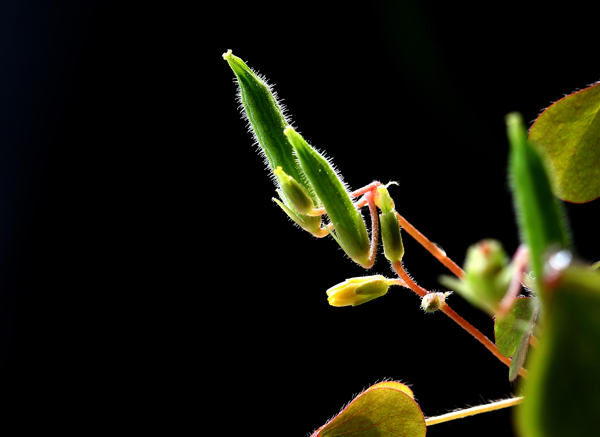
[
  {"left": 355, "top": 185, "right": 535, "bottom": 363},
  {"left": 392, "top": 260, "right": 528, "bottom": 379},
  {"left": 425, "top": 397, "right": 524, "bottom": 426},
  {"left": 395, "top": 210, "right": 539, "bottom": 348},
  {"left": 350, "top": 181, "right": 382, "bottom": 199}
]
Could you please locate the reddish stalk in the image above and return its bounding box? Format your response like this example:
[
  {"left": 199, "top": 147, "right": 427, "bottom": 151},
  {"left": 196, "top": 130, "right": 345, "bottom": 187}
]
[
  {"left": 350, "top": 181, "right": 382, "bottom": 199},
  {"left": 392, "top": 260, "right": 528, "bottom": 379},
  {"left": 364, "top": 190, "right": 380, "bottom": 268},
  {"left": 395, "top": 212, "right": 465, "bottom": 279},
  {"left": 348, "top": 183, "right": 535, "bottom": 357}
]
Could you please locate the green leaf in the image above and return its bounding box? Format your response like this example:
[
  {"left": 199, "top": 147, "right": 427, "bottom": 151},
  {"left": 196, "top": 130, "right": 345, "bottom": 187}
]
[
  {"left": 494, "top": 297, "right": 536, "bottom": 358},
  {"left": 285, "top": 126, "right": 371, "bottom": 268},
  {"left": 528, "top": 82, "right": 600, "bottom": 203},
  {"left": 507, "top": 112, "right": 571, "bottom": 297},
  {"left": 313, "top": 382, "right": 426, "bottom": 437},
  {"left": 517, "top": 263, "right": 600, "bottom": 437}
]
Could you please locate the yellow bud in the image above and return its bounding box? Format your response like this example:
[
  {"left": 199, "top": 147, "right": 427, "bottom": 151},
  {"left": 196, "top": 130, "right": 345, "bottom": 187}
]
[{"left": 326, "top": 275, "right": 390, "bottom": 307}]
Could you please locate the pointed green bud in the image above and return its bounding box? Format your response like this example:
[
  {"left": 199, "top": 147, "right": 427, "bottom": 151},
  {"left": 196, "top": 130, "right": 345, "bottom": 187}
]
[
  {"left": 377, "top": 186, "right": 404, "bottom": 262},
  {"left": 273, "top": 166, "right": 315, "bottom": 215},
  {"left": 284, "top": 126, "right": 371, "bottom": 267},
  {"left": 421, "top": 292, "right": 451, "bottom": 313},
  {"left": 326, "top": 275, "right": 390, "bottom": 307},
  {"left": 223, "top": 51, "right": 317, "bottom": 203}
]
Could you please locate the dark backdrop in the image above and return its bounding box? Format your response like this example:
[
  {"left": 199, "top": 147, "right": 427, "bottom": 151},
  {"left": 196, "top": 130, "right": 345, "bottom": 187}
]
[{"left": 0, "top": 1, "right": 597, "bottom": 434}]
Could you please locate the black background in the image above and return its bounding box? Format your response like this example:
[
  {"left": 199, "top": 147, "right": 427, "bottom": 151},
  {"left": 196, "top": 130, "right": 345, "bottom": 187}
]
[{"left": 0, "top": 1, "right": 598, "bottom": 434}]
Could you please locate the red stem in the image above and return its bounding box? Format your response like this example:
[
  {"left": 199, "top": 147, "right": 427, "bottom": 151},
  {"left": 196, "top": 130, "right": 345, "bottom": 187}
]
[
  {"left": 392, "top": 260, "right": 528, "bottom": 378},
  {"left": 364, "top": 190, "right": 379, "bottom": 268},
  {"left": 395, "top": 212, "right": 465, "bottom": 279}
]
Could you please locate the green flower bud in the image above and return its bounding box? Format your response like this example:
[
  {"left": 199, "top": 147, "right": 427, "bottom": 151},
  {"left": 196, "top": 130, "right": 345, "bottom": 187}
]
[
  {"left": 466, "top": 239, "right": 510, "bottom": 300},
  {"left": 377, "top": 186, "right": 404, "bottom": 263},
  {"left": 443, "top": 239, "right": 511, "bottom": 314},
  {"left": 273, "top": 166, "right": 315, "bottom": 215},
  {"left": 380, "top": 211, "right": 404, "bottom": 263},
  {"left": 284, "top": 126, "right": 371, "bottom": 268},
  {"left": 326, "top": 275, "right": 390, "bottom": 307}
]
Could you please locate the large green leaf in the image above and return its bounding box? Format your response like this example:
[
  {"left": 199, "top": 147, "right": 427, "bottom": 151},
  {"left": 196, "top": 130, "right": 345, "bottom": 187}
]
[
  {"left": 529, "top": 82, "right": 600, "bottom": 203},
  {"left": 506, "top": 113, "right": 571, "bottom": 298},
  {"left": 517, "top": 263, "right": 600, "bottom": 437},
  {"left": 313, "top": 382, "right": 426, "bottom": 437}
]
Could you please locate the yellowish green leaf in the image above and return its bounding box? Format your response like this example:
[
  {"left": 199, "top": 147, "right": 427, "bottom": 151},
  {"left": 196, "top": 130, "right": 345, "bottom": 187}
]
[
  {"left": 529, "top": 82, "right": 600, "bottom": 203},
  {"left": 313, "top": 381, "right": 425, "bottom": 437}
]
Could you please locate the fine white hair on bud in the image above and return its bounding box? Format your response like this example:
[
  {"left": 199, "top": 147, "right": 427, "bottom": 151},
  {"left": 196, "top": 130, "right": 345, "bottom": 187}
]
[{"left": 421, "top": 292, "right": 452, "bottom": 313}]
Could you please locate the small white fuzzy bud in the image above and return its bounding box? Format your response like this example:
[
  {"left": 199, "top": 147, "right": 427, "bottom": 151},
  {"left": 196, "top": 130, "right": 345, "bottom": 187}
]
[{"left": 421, "top": 292, "right": 451, "bottom": 313}]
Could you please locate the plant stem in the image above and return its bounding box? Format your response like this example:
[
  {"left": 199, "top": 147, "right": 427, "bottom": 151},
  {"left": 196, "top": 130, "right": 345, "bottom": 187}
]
[
  {"left": 395, "top": 212, "right": 465, "bottom": 279},
  {"left": 392, "top": 260, "right": 528, "bottom": 379},
  {"left": 350, "top": 181, "right": 382, "bottom": 199},
  {"left": 425, "top": 397, "right": 523, "bottom": 426},
  {"left": 395, "top": 212, "right": 539, "bottom": 351},
  {"left": 365, "top": 190, "right": 379, "bottom": 268}
]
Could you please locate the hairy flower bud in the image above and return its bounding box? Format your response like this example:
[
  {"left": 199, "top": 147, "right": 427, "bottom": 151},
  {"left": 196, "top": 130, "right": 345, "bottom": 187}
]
[
  {"left": 421, "top": 292, "right": 451, "bottom": 313},
  {"left": 326, "top": 275, "right": 390, "bottom": 307},
  {"left": 441, "top": 239, "right": 512, "bottom": 315},
  {"left": 464, "top": 239, "right": 511, "bottom": 309},
  {"left": 377, "top": 186, "right": 404, "bottom": 263}
]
